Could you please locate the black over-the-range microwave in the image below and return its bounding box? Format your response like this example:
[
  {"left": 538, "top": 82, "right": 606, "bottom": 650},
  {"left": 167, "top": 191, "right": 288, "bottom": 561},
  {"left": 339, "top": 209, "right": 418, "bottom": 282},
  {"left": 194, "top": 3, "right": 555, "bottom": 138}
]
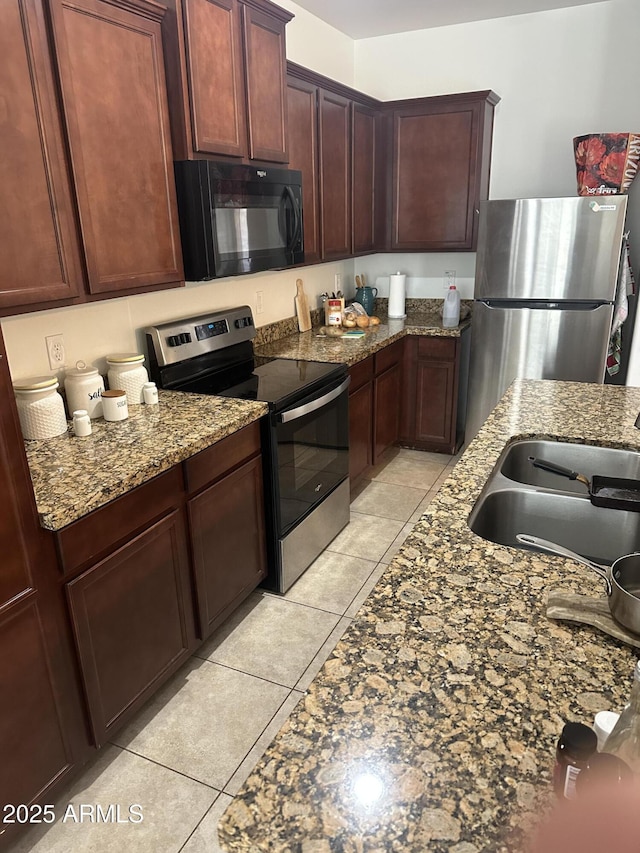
[{"left": 174, "top": 160, "right": 304, "bottom": 280}]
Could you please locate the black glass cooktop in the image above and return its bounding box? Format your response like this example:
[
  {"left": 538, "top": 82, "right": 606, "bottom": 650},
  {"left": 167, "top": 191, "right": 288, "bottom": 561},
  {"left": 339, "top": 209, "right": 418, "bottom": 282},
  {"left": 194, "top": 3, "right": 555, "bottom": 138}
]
[{"left": 180, "top": 358, "right": 346, "bottom": 408}]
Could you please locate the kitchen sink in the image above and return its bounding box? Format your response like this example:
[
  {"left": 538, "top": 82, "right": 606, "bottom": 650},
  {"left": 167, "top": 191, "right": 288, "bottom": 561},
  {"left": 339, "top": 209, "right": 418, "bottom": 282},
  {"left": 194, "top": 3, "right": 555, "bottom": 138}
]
[
  {"left": 468, "top": 439, "right": 640, "bottom": 564},
  {"left": 500, "top": 439, "right": 640, "bottom": 494}
]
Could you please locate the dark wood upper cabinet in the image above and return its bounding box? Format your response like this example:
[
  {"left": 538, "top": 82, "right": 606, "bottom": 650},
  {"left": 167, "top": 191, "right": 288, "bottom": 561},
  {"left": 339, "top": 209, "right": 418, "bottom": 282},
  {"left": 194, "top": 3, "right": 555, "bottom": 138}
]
[
  {"left": 181, "top": 0, "right": 247, "bottom": 158},
  {"left": 352, "top": 102, "right": 378, "bottom": 256},
  {"left": 242, "top": 2, "right": 289, "bottom": 162},
  {"left": 0, "top": 0, "right": 85, "bottom": 312},
  {"left": 390, "top": 91, "right": 499, "bottom": 251},
  {"left": 49, "top": 0, "right": 183, "bottom": 295},
  {"left": 163, "top": 0, "right": 291, "bottom": 162},
  {"left": 286, "top": 75, "right": 320, "bottom": 264},
  {"left": 319, "top": 89, "right": 351, "bottom": 259}
]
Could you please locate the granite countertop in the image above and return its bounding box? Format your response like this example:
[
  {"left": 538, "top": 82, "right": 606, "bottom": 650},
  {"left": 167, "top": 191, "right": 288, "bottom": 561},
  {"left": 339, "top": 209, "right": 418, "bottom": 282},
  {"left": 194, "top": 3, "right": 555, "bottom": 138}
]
[
  {"left": 25, "top": 310, "right": 464, "bottom": 531},
  {"left": 255, "top": 309, "right": 469, "bottom": 366},
  {"left": 25, "top": 391, "right": 268, "bottom": 531},
  {"left": 219, "top": 379, "right": 640, "bottom": 852}
]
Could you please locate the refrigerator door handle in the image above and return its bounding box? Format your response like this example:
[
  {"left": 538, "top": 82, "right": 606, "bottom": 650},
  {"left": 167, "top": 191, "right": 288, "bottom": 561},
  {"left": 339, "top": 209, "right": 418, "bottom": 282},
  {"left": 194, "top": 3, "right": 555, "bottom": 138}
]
[{"left": 478, "top": 299, "right": 611, "bottom": 311}]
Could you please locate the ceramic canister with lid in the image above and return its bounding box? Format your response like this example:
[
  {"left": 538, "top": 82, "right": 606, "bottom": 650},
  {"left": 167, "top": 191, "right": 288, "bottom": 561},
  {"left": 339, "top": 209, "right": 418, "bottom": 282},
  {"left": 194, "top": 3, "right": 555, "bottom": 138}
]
[
  {"left": 13, "top": 376, "right": 68, "bottom": 440},
  {"left": 64, "top": 361, "right": 104, "bottom": 419},
  {"left": 106, "top": 353, "right": 148, "bottom": 404}
]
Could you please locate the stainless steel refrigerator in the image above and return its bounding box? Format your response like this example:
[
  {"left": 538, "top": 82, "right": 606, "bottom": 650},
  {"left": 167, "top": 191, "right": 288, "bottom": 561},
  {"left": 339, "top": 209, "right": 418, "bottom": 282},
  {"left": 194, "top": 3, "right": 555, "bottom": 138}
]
[{"left": 465, "top": 195, "right": 628, "bottom": 443}]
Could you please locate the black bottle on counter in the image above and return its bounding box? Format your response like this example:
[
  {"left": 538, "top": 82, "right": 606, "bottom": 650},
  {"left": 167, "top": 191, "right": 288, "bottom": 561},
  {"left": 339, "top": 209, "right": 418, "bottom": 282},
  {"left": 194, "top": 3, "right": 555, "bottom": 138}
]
[{"left": 553, "top": 722, "right": 598, "bottom": 800}]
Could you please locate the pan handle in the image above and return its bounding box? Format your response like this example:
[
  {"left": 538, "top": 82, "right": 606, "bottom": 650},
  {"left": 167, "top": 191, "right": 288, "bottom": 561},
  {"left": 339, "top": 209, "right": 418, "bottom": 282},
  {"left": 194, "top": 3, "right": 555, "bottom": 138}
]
[
  {"left": 515, "top": 534, "right": 612, "bottom": 594},
  {"left": 528, "top": 456, "right": 591, "bottom": 489}
]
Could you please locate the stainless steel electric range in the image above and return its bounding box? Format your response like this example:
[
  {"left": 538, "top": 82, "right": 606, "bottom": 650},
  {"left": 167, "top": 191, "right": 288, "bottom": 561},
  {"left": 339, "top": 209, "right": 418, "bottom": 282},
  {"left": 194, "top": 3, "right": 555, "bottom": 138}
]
[{"left": 145, "top": 306, "right": 350, "bottom": 593}]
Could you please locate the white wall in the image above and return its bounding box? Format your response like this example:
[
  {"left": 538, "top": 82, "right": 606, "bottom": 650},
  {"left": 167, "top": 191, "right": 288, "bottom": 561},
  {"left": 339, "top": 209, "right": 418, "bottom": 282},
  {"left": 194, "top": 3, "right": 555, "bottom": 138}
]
[
  {"left": 277, "top": 0, "right": 355, "bottom": 85},
  {"left": 355, "top": 0, "right": 640, "bottom": 382}
]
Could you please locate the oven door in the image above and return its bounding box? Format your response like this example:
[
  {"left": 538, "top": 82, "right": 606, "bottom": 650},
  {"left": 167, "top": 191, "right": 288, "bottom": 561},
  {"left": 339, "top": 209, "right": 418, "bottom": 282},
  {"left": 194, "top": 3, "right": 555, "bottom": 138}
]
[{"left": 273, "top": 375, "right": 350, "bottom": 536}]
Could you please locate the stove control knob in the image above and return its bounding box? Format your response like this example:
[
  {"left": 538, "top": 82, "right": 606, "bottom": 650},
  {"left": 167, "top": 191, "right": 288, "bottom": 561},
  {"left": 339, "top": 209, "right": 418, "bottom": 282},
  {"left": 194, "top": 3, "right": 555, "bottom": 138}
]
[
  {"left": 167, "top": 335, "right": 180, "bottom": 347},
  {"left": 179, "top": 333, "right": 192, "bottom": 344}
]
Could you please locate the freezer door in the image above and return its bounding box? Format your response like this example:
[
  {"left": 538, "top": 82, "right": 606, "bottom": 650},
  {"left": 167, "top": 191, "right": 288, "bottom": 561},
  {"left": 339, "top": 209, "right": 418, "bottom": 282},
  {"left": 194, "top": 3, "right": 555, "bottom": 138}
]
[
  {"left": 465, "top": 300, "right": 614, "bottom": 443},
  {"left": 475, "top": 196, "right": 627, "bottom": 301}
]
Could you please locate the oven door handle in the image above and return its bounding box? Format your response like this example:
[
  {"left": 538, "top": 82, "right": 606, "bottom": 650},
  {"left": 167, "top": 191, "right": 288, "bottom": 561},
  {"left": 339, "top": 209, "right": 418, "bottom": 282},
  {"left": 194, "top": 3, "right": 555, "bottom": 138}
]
[{"left": 278, "top": 375, "right": 350, "bottom": 424}]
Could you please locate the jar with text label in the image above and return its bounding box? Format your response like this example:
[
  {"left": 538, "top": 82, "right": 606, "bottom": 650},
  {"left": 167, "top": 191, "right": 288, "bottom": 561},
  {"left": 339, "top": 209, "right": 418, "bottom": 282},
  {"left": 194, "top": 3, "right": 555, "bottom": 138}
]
[{"left": 106, "top": 353, "right": 148, "bottom": 404}]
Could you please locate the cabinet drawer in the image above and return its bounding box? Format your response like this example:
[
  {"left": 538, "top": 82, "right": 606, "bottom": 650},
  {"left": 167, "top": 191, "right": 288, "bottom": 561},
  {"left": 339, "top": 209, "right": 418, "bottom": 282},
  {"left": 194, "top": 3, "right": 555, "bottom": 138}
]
[
  {"left": 56, "top": 466, "right": 184, "bottom": 577},
  {"left": 374, "top": 339, "right": 403, "bottom": 375},
  {"left": 349, "top": 356, "right": 374, "bottom": 393},
  {"left": 417, "top": 336, "right": 456, "bottom": 360},
  {"left": 184, "top": 421, "right": 261, "bottom": 496}
]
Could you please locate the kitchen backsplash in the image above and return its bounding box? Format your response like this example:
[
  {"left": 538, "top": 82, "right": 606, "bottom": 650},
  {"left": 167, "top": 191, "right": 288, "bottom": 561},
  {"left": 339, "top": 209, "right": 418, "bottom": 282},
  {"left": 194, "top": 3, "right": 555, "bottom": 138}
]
[{"left": 1, "top": 254, "right": 477, "bottom": 382}]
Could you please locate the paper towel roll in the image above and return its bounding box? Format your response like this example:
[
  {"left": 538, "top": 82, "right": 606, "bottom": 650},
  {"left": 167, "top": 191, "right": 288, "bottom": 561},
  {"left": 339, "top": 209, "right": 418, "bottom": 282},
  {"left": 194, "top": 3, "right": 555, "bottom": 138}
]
[{"left": 388, "top": 272, "right": 406, "bottom": 319}]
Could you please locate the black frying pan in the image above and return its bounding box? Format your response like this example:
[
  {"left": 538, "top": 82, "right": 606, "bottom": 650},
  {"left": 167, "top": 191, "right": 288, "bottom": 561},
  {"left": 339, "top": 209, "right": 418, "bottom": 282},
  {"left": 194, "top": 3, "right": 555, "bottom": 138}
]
[{"left": 528, "top": 456, "right": 640, "bottom": 512}]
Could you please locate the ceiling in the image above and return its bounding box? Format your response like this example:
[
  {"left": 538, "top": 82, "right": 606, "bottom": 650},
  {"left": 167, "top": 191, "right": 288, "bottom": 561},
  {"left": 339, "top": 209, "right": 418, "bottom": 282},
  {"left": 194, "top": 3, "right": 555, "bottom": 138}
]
[{"left": 292, "top": 0, "right": 606, "bottom": 38}]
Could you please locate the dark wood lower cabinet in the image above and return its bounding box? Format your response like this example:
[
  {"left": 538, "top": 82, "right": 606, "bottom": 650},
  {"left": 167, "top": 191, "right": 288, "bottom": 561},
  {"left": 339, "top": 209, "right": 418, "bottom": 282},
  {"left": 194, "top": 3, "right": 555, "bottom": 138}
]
[
  {"left": 349, "top": 339, "right": 404, "bottom": 486},
  {"left": 348, "top": 358, "right": 374, "bottom": 485},
  {"left": 185, "top": 422, "right": 267, "bottom": 640},
  {"left": 400, "top": 328, "right": 471, "bottom": 454},
  {"left": 0, "top": 327, "right": 89, "bottom": 848},
  {"left": 66, "top": 509, "right": 194, "bottom": 747},
  {"left": 0, "top": 596, "right": 76, "bottom": 809},
  {"left": 373, "top": 340, "right": 403, "bottom": 463}
]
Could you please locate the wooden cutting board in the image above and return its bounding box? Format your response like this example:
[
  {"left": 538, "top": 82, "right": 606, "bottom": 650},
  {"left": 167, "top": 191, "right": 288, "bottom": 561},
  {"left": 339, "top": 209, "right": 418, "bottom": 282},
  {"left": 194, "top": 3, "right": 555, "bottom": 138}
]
[{"left": 295, "top": 278, "right": 311, "bottom": 332}]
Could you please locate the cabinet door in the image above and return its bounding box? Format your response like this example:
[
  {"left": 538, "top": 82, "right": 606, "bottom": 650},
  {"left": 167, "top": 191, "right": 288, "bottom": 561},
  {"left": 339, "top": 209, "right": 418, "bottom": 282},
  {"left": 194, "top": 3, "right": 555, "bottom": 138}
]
[
  {"left": 401, "top": 338, "right": 458, "bottom": 450},
  {"left": 0, "top": 329, "right": 83, "bottom": 829},
  {"left": 189, "top": 455, "right": 267, "bottom": 639},
  {"left": 287, "top": 77, "right": 320, "bottom": 263},
  {"left": 66, "top": 509, "right": 194, "bottom": 746},
  {"left": 414, "top": 359, "right": 455, "bottom": 445},
  {"left": 242, "top": 3, "right": 288, "bottom": 163},
  {"left": 49, "top": 0, "right": 183, "bottom": 295},
  {"left": 373, "top": 362, "right": 401, "bottom": 463},
  {"left": 182, "top": 0, "right": 247, "bottom": 158},
  {"left": 0, "top": 0, "right": 84, "bottom": 311},
  {"left": 319, "top": 90, "right": 351, "bottom": 259},
  {"left": 348, "top": 381, "right": 373, "bottom": 485},
  {"left": 391, "top": 96, "right": 494, "bottom": 251},
  {"left": 352, "top": 103, "right": 377, "bottom": 255}
]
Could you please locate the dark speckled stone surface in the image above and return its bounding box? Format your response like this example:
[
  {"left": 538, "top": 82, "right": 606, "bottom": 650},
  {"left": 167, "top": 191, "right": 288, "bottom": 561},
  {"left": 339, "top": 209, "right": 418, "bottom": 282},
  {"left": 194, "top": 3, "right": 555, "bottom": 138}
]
[
  {"left": 218, "top": 379, "right": 640, "bottom": 852},
  {"left": 255, "top": 309, "right": 469, "bottom": 366},
  {"left": 24, "top": 310, "right": 465, "bottom": 532},
  {"left": 25, "top": 391, "right": 267, "bottom": 531}
]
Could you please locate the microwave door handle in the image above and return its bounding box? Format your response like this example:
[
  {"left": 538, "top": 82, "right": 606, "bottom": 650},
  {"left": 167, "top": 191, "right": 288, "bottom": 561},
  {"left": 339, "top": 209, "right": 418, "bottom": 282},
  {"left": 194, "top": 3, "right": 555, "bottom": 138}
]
[
  {"left": 283, "top": 185, "right": 301, "bottom": 251},
  {"left": 278, "top": 376, "right": 350, "bottom": 424}
]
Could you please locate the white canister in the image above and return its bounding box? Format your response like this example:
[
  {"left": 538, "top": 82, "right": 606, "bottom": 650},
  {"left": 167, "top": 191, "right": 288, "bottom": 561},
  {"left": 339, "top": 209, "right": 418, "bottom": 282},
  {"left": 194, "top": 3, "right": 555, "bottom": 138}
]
[
  {"left": 142, "top": 381, "right": 159, "bottom": 405},
  {"left": 13, "top": 376, "right": 68, "bottom": 440},
  {"left": 64, "top": 361, "right": 104, "bottom": 419},
  {"left": 72, "top": 409, "right": 92, "bottom": 437},
  {"left": 102, "top": 389, "right": 129, "bottom": 422},
  {"left": 106, "top": 353, "right": 148, "bottom": 404}
]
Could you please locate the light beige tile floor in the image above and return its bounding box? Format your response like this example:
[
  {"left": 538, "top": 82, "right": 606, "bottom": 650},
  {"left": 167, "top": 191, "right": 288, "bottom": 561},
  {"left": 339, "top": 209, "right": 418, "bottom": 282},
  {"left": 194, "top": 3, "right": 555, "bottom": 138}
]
[{"left": 12, "top": 447, "right": 461, "bottom": 853}]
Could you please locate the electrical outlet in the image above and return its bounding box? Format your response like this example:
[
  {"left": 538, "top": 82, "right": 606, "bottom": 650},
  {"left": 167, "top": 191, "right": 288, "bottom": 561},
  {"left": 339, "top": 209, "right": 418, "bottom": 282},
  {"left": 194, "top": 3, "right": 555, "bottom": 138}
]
[
  {"left": 444, "top": 270, "right": 456, "bottom": 290},
  {"left": 256, "top": 291, "right": 264, "bottom": 314},
  {"left": 46, "top": 334, "right": 65, "bottom": 370}
]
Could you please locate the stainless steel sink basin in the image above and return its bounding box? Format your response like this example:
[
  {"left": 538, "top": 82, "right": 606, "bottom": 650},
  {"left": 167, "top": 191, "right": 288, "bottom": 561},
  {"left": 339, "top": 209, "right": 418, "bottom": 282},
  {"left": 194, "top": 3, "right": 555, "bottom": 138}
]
[
  {"left": 500, "top": 439, "right": 640, "bottom": 494},
  {"left": 468, "top": 439, "right": 640, "bottom": 564}
]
